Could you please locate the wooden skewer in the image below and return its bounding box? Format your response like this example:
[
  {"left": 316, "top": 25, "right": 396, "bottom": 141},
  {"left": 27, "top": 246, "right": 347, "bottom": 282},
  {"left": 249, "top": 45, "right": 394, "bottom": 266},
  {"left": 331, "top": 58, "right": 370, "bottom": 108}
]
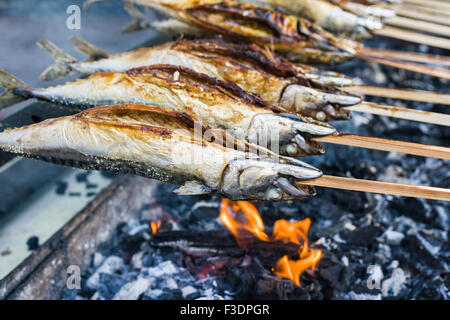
[
  {"left": 390, "top": 5, "right": 450, "bottom": 20},
  {"left": 402, "top": 0, "right": 450, "bottom": 12},
  {"left": 313, "top": 134, "right": 450, "bottom": 160},
  {"left": 372, "top": 27, "right": 450, "bottom": 50},
  {"left": 357, "top": 47, "right": 450, "bottom": 67},
  {"left": 383, "top": 16, "right": 450, "bottom": 37},
  {"left": 346, "top": 85, "right": 450, "bottom": 105},
  {"left": 346, "top": 102, "right": 450, "bottom": 126},
  {"left": 297, "top": 175, "right": 450, "bottom": 201},
  {"left": 356, "top": 52, "right": 450, "bottom": 79},
  {"left": 388, "top": 5, "right": 450, "bottom": 26}
]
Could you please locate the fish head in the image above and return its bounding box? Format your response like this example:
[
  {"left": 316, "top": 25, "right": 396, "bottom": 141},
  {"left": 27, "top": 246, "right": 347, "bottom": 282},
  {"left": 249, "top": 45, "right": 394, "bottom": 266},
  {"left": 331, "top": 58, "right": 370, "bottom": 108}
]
[
  {"left": 221, "top": 158, "right": 321, "bottom": 201},
  {"left": 279, "top": 84, "right": 361, "bottom": 121},
  {"left": 248, "top": 113, "right": 336, "bottom": 157}
]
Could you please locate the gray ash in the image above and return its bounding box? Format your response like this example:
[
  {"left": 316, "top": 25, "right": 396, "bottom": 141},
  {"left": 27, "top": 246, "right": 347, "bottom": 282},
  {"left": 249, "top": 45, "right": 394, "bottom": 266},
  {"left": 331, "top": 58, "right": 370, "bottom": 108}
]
[{"left": 63, "top": 40, "right": 448, "bottom": 300}]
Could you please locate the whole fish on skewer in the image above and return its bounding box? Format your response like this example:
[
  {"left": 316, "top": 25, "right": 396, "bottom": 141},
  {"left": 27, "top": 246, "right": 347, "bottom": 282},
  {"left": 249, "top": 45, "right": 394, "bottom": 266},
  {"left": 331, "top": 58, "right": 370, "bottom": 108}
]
[
  {"left": 0, "top": 103, "right": 321, "bottom": 201},
  {"left": 38, "top": 38, "right": 361, "bottom": 121},
  {"left": 40, "top": 37, "right": 357, "bottom": 87},
  {"left": 85, "top": 0, "right": 450, "bottom": 80},
  {"left": 238, "top": 0, "right": 385, "bottom": 39},
  {"left": 84, "top": 0, "right": 360, "bottom": 65},
  {"left": 0, "top": 66, "right": 335, "bottom": 157}
]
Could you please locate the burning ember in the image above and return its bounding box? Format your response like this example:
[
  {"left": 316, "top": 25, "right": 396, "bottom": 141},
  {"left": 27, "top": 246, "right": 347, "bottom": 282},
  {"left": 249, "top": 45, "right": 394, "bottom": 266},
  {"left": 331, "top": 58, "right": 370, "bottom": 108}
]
[
  {"left": 219, "top": 199, "right": 322, "bottom": 286},
  {"left": 150, "top": 220, "right": 161, "bottom": 234}
]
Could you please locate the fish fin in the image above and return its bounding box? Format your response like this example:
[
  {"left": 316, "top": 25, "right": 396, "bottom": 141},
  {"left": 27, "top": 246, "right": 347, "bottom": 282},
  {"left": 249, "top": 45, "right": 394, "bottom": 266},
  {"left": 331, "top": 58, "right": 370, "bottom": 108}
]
[
  {"left": 69, "top": 37, "right": 109, "bottom": 60},
  {"left": 122, "top": 3, "right": 152, "bottom": 33},
  {"left": 83, "top": 0, "right": 105, "bottom": 12},
  {"left": 37, "top": 40, "right": 77, "bottom": 81},
  {"left": 173, "top": 181, "right": 212, "bottom": 195},
  {"left": 0, "top": 70, "right": 28, "bottom": 109}
]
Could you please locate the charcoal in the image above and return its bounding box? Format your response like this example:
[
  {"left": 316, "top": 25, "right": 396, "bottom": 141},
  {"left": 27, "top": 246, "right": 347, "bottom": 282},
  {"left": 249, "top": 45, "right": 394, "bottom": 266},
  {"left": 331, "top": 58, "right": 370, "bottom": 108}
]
[
  {"left": 86, "top": 256, "right": 125, "bottom": 290},
  {"left": 381, "top": 268, "right": 407, "bottom": 298},
  {"left": 113, "top": 277, "right": 151, "bottom": 300},
  {"left": 97, "top": 273, "right": 127, "bottom": 300},
  {"left": 76, "top": 172, "right": 90, "bottom": 183},
  {"left": 389, "top": 198, "right": 435, "bottom": 223},
  {"left": 26, "top": 236, "right": 39, "bottom": 251},
  {"left": 341, "top": 225, "right": 382, "bottom": 247},
  {"left": 55, "top": 181, "right": 68, "bottom": 195},
  {"left": 401, "top": 235, "right": 445, "bottom": 278}
]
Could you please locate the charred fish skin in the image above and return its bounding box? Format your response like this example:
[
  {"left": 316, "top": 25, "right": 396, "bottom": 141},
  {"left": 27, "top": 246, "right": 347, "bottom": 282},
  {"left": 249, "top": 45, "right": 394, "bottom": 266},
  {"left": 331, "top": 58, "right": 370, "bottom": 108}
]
[
  {"left": 37, "top": 38, "right": 361, "bottom": 121},
  {"left": 0, "top": 103, "right": 321, "bottom": 201},
  {"left": 241, "top": 0, "right": 383, "bottom": 39},
  {"left": 0, "top": 67, "right": 336, "bottom": 157},
  {"left": 67, "top": 36, "right": 356, "bottom": 87},
  {"left": 85, "top": 0, "right": 359, "bottom": 64}
]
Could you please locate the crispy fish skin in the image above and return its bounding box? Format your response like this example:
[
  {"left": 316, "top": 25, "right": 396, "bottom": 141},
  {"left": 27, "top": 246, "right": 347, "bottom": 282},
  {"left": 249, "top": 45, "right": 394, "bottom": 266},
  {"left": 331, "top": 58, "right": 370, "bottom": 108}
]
[
  {"left": 1, "top": 66, "right": 336, "bottom": 157},
  {"left": 38, "top": 38, "right": 360, "bottom": 120},
  {"left": 86, "top": 0, "right": 359, "bottom": 64},
  {"left": 241, "top": 0, "right": 382, "bottom": 38},
  {"left": 0, "top": 103, "right": 321, "bottom": 201}
]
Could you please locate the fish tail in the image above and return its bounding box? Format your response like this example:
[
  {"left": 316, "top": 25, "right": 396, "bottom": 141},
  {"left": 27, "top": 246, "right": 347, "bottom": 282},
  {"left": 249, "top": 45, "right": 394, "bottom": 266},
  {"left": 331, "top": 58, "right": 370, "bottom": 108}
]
[
  {"left": 37, "top": 40, "right": 77, "bottom": 81},
  {"left": 0, "top": 70, "right": 28, "bottom": 109},
  {"left": 122, "top": 3, "right": 152, "bottom": 33},
  {"left": 69, "top": 37, "right": 109, "bottom": 61}
]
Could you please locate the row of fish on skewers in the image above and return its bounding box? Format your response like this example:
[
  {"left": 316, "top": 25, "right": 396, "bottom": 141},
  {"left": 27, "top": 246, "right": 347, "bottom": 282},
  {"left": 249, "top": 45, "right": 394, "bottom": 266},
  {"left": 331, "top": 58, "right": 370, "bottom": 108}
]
[
  {"left": 0, "top": 32, "right": 378, "bottom": 202},
  {"left": 0, "top": 0, "right": 441, "bottom": 202},
  {"left": 82, "top": 0, "right": 450, "bottom": 79},
  {"left": 87, "top": 0, "right": 397, "bottom": 41}
]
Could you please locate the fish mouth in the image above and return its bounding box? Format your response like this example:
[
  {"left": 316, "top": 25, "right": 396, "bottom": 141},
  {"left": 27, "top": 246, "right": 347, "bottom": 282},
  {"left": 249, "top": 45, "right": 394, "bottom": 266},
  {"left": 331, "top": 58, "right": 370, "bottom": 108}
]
[
  {"left": 279, "top": 84, "right": 361, "bottom": 121},
  {"left": 221, "top": 158, "right": 321, "bottom": 201},
  {"left": 274, "top": 113, "right": 336, "bottom": 157}
]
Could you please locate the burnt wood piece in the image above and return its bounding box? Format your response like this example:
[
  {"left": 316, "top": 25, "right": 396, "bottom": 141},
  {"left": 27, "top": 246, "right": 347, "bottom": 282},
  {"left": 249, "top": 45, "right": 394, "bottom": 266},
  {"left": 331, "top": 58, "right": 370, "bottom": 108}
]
[
  {"left": 151, "top": 230, "right": 301, "bottom": 267},
  {"left": 0, "top": 176, "right": 160, "bottom": 300}
]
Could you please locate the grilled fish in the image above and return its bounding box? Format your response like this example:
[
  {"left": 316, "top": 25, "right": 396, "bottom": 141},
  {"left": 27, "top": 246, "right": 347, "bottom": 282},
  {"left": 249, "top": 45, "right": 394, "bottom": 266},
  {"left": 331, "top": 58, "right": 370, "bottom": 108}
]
[
  {"left": 38, "top": 38, "right": 361, "bottom": 121},
  {"left": 85, "top": 0, "right": 361, "bottom": 64},
  {"left": 0, "top": 103, "right": 321, "bottom": 201},
  {"left": 0, "top": 66, "right": 335, "bottom": 157},
  {"left": 239, "top": 0, "right": 383, "bottom": 39}
]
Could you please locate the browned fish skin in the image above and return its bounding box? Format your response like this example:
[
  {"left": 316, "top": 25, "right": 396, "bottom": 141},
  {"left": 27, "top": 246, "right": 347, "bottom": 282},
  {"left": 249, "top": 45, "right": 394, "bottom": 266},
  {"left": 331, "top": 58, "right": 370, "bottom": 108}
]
[
  {"left": 86, "top": 0, "right": 360, "bottom": 64},
  {"left": 241, "top": 0, "right": 383, "bottom": 39},
  {"left": 1, "top": 66, "right": 337, "bottom": 157},
  {"left": 38, "top": 38, "right": 361, "bottom": 121},
  {"left": 0, "top": 103, "right": 322, "bottom": 201}
]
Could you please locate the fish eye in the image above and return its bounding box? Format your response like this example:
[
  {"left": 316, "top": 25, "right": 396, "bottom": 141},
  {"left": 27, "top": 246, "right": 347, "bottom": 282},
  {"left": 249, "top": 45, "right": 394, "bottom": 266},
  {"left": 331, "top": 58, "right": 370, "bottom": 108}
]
[{"left": 266, "top": 187, "right": 283, "bottom": 201}]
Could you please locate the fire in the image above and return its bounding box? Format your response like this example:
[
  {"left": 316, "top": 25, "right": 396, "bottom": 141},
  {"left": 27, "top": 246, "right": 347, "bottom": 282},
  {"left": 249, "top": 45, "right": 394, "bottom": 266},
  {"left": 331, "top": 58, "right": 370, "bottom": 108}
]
[
  {"left": 219, "top": 199, "right": 322, "bottom": 286},
  {"left": 150, "top": 220, "right": 161, "bottom": 234}
]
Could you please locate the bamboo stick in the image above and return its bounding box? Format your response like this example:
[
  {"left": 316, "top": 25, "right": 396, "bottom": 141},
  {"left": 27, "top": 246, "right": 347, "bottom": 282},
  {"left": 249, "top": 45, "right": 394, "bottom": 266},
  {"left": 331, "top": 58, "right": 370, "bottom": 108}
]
[
  {"left": 356, "top": 52, "right": 450, "bottom": 79},
  {"left": 372, "top": 27, "right": 450, "bottom": 50},
  {"left": 357, "top": 48, "right": 450, "bottom": 67},
  {"left": 393, "top": 4, "right": 450, "bottom": 19},
  {"left": 346, "top": 102, "right": 450, "bottom": 126},
  {"left": 388, "top": 5, "right": 450, "bottom": 26},
  {"left": 346, "top": 85, "right": 450, "bottom": 105},
  {"left": 383, "top": 16, "right": 450, "bottom": 37},
  {"left": 313, "top": 134, "right": 450, "bottom": 160},
  {"left": 402, "top": 0, "right": 450, "bottom": 12},
  {"left": 297, "top": 175, "right": 450, "bottom": 201}
]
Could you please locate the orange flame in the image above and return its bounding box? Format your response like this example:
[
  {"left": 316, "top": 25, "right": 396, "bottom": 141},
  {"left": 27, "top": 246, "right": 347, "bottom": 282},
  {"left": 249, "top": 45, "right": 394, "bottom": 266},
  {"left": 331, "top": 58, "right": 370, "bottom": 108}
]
[
  {"left": 150, "top": 220, "right": 161, "bottom": 234},
  {"left": 219, "top": 199, "right": 322, "bottom": 286}
]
